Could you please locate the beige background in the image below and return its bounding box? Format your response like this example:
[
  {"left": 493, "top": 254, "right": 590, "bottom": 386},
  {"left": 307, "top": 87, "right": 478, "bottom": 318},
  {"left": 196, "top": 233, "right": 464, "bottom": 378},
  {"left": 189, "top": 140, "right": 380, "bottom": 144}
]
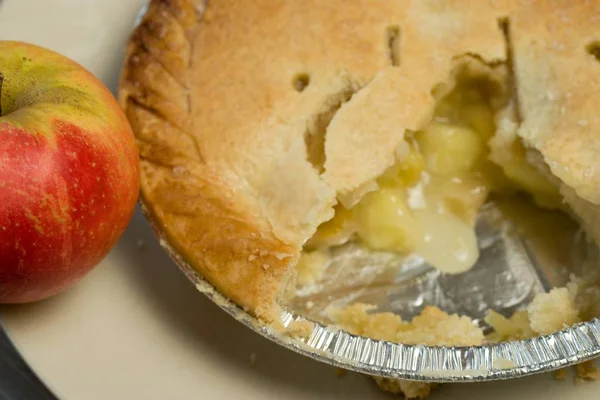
[{"left": 0, "top": 0, "right": 599, "bottom": 398}]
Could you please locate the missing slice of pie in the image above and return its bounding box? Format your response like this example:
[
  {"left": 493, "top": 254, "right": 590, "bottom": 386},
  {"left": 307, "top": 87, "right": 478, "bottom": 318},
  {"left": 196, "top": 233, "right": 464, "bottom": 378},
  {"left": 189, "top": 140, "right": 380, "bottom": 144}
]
[{"left": 119, "top": 0, "right": 600, "bottom": 395}]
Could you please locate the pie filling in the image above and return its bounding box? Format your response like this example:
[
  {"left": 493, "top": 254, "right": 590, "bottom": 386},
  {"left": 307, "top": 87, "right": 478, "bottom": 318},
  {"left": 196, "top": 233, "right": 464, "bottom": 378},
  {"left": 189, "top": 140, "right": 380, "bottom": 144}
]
[
  {"left": 304, "top": 67, "right": 561, "bottom": 275},
  {"left": 290, "top": 65, "right": 600, "bottom": 394}
]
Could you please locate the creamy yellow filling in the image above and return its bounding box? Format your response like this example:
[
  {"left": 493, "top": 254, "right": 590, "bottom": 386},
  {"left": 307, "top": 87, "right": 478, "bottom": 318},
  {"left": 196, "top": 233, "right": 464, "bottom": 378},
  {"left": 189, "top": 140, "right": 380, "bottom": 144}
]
[{"left": 308, "top": 80, "right": 561, "bottom": 275}]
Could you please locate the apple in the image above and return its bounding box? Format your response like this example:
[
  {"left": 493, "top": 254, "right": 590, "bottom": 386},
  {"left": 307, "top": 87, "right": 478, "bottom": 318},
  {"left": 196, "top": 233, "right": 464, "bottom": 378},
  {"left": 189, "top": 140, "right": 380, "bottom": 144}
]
[{"left": 0, "top": 41, "right": 139, "bottom": 303}]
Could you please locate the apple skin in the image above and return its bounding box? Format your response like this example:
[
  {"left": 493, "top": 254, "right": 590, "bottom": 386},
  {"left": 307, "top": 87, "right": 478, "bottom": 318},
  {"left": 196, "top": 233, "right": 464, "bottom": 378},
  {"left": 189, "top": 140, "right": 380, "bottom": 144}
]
[{"left": 0, "top": 41, "right": 140, "bottom": 303}]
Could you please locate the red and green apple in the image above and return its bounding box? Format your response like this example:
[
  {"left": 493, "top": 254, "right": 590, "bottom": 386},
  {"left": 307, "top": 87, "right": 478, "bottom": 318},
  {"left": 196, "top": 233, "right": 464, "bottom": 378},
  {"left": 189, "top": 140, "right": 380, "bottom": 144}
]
[{"left": 0, "top": 41, "right": 139, "bottom": 303}]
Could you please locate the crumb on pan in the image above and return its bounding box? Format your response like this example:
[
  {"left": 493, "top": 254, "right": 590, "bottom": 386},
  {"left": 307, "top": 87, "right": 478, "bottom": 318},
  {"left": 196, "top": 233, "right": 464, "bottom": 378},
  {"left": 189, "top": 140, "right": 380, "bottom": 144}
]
[
  {"left": 554, "top": 369, "right": 568, "bottom": 381},
  {"left": 329, "top": 303, "right": 484, "bottom": 346},
  {"left": 527, "top": 287, "right": 580, "bottom": 335},
  {"left": 568, "top": 273, "right": 600, "bottom": 321},
  {"left": 575, "top": 361, "right": 600, "bottom": 383},
  {"left": 375, "top": 377, "right": 437, "bottom": 400},
  {"left": 329, "top": 304, "right": 483, "bottom": 399},
  {"left": 484, "top": 310, "right": 535, "bottom": 343},
  {"left": 327, "top": 278, "right": 600, "bottom": 398},
  {"left": 284, "top": 319, "right": 315, "bottom": 339}
]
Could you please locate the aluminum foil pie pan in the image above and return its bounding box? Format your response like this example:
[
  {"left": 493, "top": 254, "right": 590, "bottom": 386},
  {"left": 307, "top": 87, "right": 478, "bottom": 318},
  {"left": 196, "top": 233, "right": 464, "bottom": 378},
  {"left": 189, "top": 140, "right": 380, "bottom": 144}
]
[
  {"left": 141, "top": 201, "right": 600, "bottom": 382},
  {"left": 132, "top": 2, "right": 600, "bottom": 383}
]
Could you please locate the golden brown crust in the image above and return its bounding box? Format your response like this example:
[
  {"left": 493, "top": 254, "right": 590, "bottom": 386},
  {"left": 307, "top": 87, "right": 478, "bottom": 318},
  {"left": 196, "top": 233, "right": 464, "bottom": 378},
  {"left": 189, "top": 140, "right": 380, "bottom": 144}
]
[
  {"left": 323, "top": 67, "right": 436, "bottom": 204},
  {"left": 323, "top": 0, "right": 512, "bottom": 202},
  {"left": 185, "top": 0, "right": 411, "bottom": 248},
  {"left": 119, "top": 0, "right": 515, "bottom": 318},
  {"left": 119, "top": 0, "right": 410, "bottom": 320},
  {"left": 510, "top": 0, "right": 600, "bottom": 204},
  {"left": 119, "top": 0, "right": 597, "bottom": 321},
  {"left": 119, "top": 0, "right": 296, "bottom": 319}
]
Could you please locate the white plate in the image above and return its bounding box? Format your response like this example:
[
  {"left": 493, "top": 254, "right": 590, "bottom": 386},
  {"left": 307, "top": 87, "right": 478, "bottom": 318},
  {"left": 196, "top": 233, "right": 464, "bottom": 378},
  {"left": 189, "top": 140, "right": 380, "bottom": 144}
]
[{"left": 0, "top": 1, "right": 599, "bottom": 399}]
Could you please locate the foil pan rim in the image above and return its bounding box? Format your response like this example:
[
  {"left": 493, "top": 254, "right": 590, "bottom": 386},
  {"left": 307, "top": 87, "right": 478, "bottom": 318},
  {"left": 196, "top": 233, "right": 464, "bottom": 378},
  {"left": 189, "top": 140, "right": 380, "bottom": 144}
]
[
  {"left": 181, "top": 245, "right": 600, "bottom": 382},
  {"left": 142, "top": 200, "right": 600, "bottom": 382}
]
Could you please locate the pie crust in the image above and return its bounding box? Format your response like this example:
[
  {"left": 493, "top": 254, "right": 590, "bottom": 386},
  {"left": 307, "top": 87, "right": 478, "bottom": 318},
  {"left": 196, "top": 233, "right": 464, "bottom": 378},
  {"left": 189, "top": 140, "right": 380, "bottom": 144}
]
[{"left": 119, "top": 0, "right": 600, "bottom": 323}]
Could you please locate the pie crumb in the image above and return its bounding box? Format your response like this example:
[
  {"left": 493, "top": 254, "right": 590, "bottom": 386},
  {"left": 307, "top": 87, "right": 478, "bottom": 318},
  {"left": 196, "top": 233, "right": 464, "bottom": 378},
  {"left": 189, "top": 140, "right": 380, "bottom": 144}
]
[
  {"left": 329, "top": 304, "right": 484, "bottom": 346},
  {"left": 575, "top": 361, "right": 600, "bottom": 383},
  {"left": 336, "top": 368, "right": 347, "bottom": 378},
  {"left": 285, "top": 319, "right": 314, "bottom": 339},
  {"left": 375, "top": 377, "right": 437, "bottom": 399},
  {"left": 329, "top": 304, "right": 483, "bottom": 399},
  {"left": 527, "top": 287, "right": 580, "bottom": 335},
  {"left": 554, "top": 369, "right": 568, "bottom": 381}
]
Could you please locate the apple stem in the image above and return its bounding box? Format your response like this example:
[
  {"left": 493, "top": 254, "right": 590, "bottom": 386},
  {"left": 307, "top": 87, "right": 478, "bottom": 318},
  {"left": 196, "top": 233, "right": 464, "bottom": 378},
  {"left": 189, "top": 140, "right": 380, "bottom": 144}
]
[{"left": 0, "top": 72, "right": 3, "bottom": 116}]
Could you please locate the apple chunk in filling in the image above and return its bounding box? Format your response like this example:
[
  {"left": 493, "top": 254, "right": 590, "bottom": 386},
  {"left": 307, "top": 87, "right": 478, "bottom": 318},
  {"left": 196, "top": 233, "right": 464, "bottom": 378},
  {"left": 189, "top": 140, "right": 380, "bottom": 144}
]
[{"left": 306, "top": 75, "right": 561, "bottom": 275}]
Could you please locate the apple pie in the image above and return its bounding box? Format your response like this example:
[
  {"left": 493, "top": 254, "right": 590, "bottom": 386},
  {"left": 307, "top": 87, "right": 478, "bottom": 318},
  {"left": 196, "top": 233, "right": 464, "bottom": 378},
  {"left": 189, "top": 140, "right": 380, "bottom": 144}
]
[{"left": 119, "top": 0, "right": 600, "bottom": 397}]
